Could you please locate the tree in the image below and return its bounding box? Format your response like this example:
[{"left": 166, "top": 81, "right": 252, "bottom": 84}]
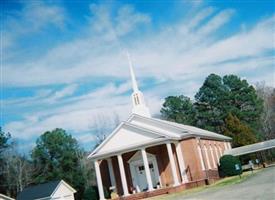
[
  {"left": 93, "top": 112, "right": 120, "bottom": 148},
  {"left": 223, "top": 113, "right": 257, "bottom": 147},
  {"left": 195, "top": 74, "right": 263, "bottom": 139},
  {"left": 31, "top": 128, "right": 86, "bottom": 200},
  {"left": 195, "top": 74, "right": 227, "bottom": 132},
  {"left": 1, "top": 149, "right": 32, "bottom": 197},
  {"left": 222, "top": 75, "right": 263, "bottom": 139},
  {"left": 0, "top": 130, "right": 32, "bottom": 198},
  {"left": 0, "top": 127, "right": 11, "bottom": 153},
  {"left": 161, "top": 95, "right": 196, "bottom": 125},
  {"left": 256, "top": 83, "right": 275, "bottom": 140}
]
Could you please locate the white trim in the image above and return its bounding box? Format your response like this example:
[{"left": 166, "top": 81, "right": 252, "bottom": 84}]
[
  {"left": 209, "top": 144, "right": 216, "bottom": 168},
  {"left": 117, "top": 154, "right": 129, "bottom": 196},
  {"left": 88, "top": 122, "right": 175, "bottom": 159},
  {"left": 129, "top": 114, "right": 232, "bottom": 140},
  {"left": 218, "top": 145, "right": 223, "bottom": 157},
  {"left": 50, "top": 180, "right": 77, "bottom": 199},
  {"left": 204, "top": 144, "right": 211, "bottom": 170},
  {"left": 94, "top": 160, "right": 105, "bottom": 200},
  {"left": 166, "top": 143, "right": 180, "bottom": 186},
  {"left": 128, "top": 151, "right": 162, "bottom": 192},
  {"left": 227, "top": 142, "right": 232, "bottom": 150},
  {"left": 175, "top": 142, "right": 188, "bottom": 183},
  {"left": 89, "top": 138, "right": 169, "bottom": 160},
  {"left": 88, "top": 122, "right": 124, "bottom": 158},
  {"left": 0, "top": 194, "right": 15, "bottom": 200},
  {"left": 88, "top": 114, "right": 232, "bottom": 160},
  {"left": 224, "top": 142, "right": 228, "bottom": 150},
  {"left": 214, "top": 144, "right": 220, "bottom": 165},
  {"left": 197, "top": 144, "right": 205, "bottom": 171}
]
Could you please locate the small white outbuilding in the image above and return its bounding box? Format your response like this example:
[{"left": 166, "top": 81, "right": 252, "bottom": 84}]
[
  {"left": 16, "top": 180, "right": 76, "bottom": 200},
  {"left": 0, "top": 194, "right": 15, "bottom": 200}
]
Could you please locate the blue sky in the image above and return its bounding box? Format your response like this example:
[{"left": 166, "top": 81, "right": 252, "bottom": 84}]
[{"left": 2, "top": 0, "right": 274, "bottom": 153}]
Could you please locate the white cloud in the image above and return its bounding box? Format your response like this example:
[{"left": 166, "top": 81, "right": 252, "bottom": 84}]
[
  {"left": 52, "top": 84, "right": 78, "bottom": 100},
  {"left": 197, "top": 9, "right": 234, "bottom": 36},
  {"left": 3, "top": 1, "right": 66, "bottom": 50},
  {"left": 3, "top": 2, "right": 274, "bottom": 144},
  {"left": 4, "top": 5, "right": 273, "bottom": 87}
]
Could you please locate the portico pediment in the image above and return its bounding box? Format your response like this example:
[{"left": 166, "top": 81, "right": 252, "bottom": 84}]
[{"left": 88, "top": 122, "right": 171, "bottom": 159}]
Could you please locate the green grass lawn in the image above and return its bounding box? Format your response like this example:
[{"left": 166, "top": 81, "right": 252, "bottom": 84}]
[{"left": 148, "top": 169, "right": 262, "bottom": 200}]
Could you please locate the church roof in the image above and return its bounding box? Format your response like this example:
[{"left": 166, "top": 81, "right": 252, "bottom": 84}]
[{"left": 88, "top": 114, "right": 231, "bottom": 160}]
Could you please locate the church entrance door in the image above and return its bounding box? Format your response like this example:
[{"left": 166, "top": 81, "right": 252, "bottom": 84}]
[{"left": 128, "top": 151, "right": 161, "bottom": 192}]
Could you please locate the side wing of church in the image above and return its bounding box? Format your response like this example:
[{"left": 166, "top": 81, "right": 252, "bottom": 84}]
[{"left": 87, "top": 55, "right": 232, "bottom": 200}]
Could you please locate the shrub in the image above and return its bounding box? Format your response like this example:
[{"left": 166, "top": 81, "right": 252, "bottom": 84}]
[
  {"left": 219, "top": 155, "right": 242, "bottom": 177},
  {"left": 83, "top": 186, "right": 99, "bottom": 200}
]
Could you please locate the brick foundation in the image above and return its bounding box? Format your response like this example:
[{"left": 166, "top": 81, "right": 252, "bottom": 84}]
[{"left": 112, "top": 179, "right": 208, "bottom": 200}]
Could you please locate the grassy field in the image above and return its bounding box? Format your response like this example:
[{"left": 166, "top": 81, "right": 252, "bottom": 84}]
[{"left": 148, "top": 169, "right": 262, "bottom": 200}]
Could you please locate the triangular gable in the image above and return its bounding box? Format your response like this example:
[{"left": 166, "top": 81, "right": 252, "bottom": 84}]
[
  {"left": 51, "top": 180, "right": 76, "bottom": 198},
  {"left": 88, "top": 122, "right": 170, "bottom": 158}
]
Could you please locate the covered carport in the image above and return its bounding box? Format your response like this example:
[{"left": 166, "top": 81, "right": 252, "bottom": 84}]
[{"left": 224, "top": 139, "right": 275, "bottom": 168}]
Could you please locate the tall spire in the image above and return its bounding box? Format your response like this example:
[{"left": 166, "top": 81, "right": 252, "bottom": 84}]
[
  {"left": 126, "top": 52, "right": 151, "bottom": 117},
  {"left": 127, "top": 52, "right": 139, "bottom": 92}
]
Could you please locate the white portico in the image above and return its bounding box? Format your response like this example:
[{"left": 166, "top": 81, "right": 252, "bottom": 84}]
[{"left": 87, "top": 55, "right": 231, "bottom": 200}]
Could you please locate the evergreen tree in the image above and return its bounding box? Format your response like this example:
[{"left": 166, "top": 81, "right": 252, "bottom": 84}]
[
  {"left": 161, "top": 95, "right": 196, "bottom": 125},
  {"left": 195, "top": 74, "right": 263, "bottom": 138},
  {"left": 222, "top": 75, "right": 264, "bottom": 138},
  {"left": 160, "top": 73, "right": 264, "bottom": 143},
  {"left": 194, "top": 74, "right": 227, "bottom": 132},
  {"left": 223, "top": 113, "right": 257, "bottom": 147},
  {"left": 31, "top": 128, "right": 86, "bottom": 200}
]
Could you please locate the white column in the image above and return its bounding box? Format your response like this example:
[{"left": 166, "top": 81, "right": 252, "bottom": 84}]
[
  {"left": 141, "top": 148, "right": 154, "bottom": 191},
  {"left": 107, "top": 158, "right": 116, "bottom": 187},
  {"left": 210, "top": 145, "right": 216, "bottom": 168},
  {"left": 175, "top": 142, "right": 188, "bottom": 183},
  {"left": 117, "top": 154, "right": 129, "bottom": 196},
  {"left": 94, "top": 160, "right": 105, "bottom": 200},
  {"left": 204, "top": 145, "right": 211, "bottom": 170},
  {"left": 166, "top": 142, "right": 180, "bottom": 186}
]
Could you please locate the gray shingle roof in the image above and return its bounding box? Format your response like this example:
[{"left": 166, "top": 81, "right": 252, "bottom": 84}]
[{"left": 16, "top": 180, "right": 60, "bottom": 200}]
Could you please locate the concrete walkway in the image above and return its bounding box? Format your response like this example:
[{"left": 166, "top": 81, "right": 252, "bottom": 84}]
[{"left": 175, "top": 167, "right": 275, "bottom": 200}]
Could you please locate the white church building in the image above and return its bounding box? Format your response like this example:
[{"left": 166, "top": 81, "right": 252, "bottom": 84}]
[{"left": 88, "top": 58, "right": 232, "bottom": 200}]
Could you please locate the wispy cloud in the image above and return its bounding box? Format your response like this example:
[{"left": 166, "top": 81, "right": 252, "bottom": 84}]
[
  {"left": 2, "top": 2, "right": 274, "bottom": 149},
  {"left": 3, "top": 1, "right": 66, "bottom": 50}
]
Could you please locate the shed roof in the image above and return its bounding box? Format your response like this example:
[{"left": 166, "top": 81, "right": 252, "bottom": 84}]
[
  {"left": 16, "top": 180, "right": 76, "bottom": 200},
  {"left": 16, "top": 180, "right": 60, "bottom": 200}
]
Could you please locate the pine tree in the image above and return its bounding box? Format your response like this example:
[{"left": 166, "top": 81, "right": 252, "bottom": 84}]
[
  {"left": 223, "top": 113, "right": 257, "bottom": 147},
  {"left": 161, "top": 95, "right": 196, "bottom": 125},
  {"left": 31, "top": 128, "right": 86, "bottom": 200}
]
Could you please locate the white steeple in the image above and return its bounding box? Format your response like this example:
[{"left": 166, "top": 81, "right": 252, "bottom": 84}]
[{"left": 127, "top": 52, "right": 151, "bottom": 117}]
